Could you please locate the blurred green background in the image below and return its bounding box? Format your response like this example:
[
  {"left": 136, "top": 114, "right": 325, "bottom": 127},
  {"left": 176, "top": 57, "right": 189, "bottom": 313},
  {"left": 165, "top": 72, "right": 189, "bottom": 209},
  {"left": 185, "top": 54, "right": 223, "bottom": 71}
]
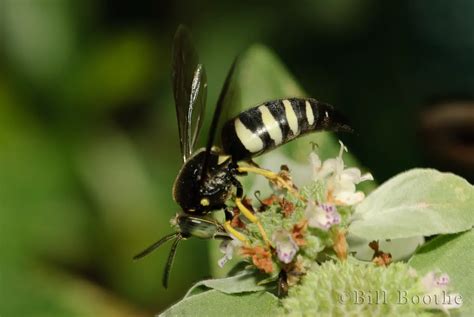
[{"left": 1, "top": 0, "right": 473, "bottom": 315}]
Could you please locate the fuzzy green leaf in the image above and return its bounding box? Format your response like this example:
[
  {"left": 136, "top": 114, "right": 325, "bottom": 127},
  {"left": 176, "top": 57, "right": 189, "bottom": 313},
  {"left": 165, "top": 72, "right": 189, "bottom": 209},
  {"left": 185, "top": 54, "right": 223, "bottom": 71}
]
[
  {"left": 160, "top": 290, "right": 279, "bottom": 317},
  {"left": 348, "top": 234, "right": 425, "bottom": 261},
  {"left": 185, "top": 269, "right": 270, "bottom": 297},
  {"left": 410, "top": 230, "right": 473, "bottom": 317},
  {"left": 349, "top": 169, "right": 474, "bottom": 240}
]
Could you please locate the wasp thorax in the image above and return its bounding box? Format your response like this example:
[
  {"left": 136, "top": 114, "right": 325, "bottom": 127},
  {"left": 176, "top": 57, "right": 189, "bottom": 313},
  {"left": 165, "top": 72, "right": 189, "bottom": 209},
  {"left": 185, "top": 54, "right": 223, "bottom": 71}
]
[{"left": 172, "top": 149, "right": 235, "bottom": 215}]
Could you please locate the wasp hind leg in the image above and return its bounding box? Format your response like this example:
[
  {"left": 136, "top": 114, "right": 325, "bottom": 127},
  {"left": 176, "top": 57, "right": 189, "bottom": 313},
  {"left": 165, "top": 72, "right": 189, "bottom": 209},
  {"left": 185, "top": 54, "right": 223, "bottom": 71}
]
[
  {"left": 237, "top": 165, "right": 304, "bottom": 200},
  {"left": 245, "top": 158, "right": 260, "bottom": 168}
]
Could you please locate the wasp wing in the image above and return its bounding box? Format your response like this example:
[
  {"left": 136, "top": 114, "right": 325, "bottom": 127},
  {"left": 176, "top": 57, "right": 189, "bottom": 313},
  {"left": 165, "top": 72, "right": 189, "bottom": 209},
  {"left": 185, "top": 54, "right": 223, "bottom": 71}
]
[
  {"left": 200, "top": 58, "right": 237, "bottom": 179},
  {"left": 172, "top": 25, "right": 208, "bottom": 162}
]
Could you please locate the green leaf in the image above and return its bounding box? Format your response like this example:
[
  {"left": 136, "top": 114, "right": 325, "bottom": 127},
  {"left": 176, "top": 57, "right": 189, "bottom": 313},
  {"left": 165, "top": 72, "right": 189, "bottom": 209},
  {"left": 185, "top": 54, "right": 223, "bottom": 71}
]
[
  {"left": 348, "top": 234, "right": 425, "bottom": 261},
  {"left": 349, "top": 169, "right": 474, "bottom": 240},
  {"left": 160, "top": 290, "right": 279, "bottom": 317},
  {"left": 185, "top": 269, "right": 270, "bottom": 297},
  {"left": 409, "top": 230, "right": 474, "bottom": 317}
]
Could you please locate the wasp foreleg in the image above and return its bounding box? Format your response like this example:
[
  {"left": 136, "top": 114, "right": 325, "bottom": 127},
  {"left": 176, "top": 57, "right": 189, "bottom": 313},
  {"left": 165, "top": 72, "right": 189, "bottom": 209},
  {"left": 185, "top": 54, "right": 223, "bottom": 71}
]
[
  {"left": 223, "top": 207, "right": 248, "bottom": 243},
  {"left": 224, "top": 178, "right": 271, "bottom": 246}
]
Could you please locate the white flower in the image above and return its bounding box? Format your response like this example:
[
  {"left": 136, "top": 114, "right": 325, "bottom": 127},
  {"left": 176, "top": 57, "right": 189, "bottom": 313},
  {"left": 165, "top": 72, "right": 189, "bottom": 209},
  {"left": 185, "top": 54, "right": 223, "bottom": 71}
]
[
  {"left": 272, "top": 229, "right": 299, "bottom": 264},
  {"left": 310, "top": 141, "right": 373, "bottom": 205},
  {"left": 217, "top": 236, "right": 242, "bottom": 268},
  {"left": 310, "top": 152, "right": 336, "bottom": 181},
  {"left": 421, "top": 271, "right": 463, "bottom": 313},
  {"left": 305, "top": 200, "right": 341, "bottom": 230}
]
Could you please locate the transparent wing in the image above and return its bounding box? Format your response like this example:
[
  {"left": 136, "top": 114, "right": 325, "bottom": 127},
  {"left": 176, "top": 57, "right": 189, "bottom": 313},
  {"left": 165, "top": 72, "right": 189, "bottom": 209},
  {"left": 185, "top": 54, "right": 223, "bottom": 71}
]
[
  {"left": 189, "top": 64, "right": 207, "bottom": 150},
  {"left": 172, "top": 25, "right": 208, "bottom": 162},
  {"left": 200, "top": 58, "right": 237, "bottom": 179}
]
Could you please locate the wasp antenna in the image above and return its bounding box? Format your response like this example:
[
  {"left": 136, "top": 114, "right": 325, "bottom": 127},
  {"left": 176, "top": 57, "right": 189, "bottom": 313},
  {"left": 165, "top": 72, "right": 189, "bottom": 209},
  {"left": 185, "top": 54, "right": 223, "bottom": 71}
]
[
  {"left": 133, "top": 232, "right": 179, "bottom": 260},
  {"left": 162, "top": 234, "right": 183, "bottom": 289}
]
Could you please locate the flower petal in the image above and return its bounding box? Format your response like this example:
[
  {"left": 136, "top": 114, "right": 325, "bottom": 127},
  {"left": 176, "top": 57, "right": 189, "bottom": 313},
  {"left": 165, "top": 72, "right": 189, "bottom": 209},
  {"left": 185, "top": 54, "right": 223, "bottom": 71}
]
[
  {"left": 360, "top": 172, "right": 374, "bottom": 182},
  {"left": 341, "top": 168, "right": 362, "bottom": 183},
  {"left": 335, "top": 191, "right": 365, "bottom": 205},
  {"left": 305, "top": 201, "right": 341, "bottom": 230},
  {"left": 272, "top": 229, "right": 299, "bottom": 264},
  {"left": 217, "top": 238, "right": 241, "bottom": 268}
]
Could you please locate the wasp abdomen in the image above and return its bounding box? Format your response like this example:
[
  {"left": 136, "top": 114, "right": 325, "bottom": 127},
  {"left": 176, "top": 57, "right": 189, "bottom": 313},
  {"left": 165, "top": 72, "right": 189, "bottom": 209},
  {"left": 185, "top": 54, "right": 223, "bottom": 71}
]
[{"left": 221, "top": 98, "right": 352, "bottom": 161}]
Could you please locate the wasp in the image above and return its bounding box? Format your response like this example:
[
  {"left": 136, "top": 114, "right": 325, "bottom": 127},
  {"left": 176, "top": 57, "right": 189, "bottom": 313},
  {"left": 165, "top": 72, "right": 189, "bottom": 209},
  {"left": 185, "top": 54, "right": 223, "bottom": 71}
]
[{"left": 134, "top": 25, "right": 352, "bottom": 288}]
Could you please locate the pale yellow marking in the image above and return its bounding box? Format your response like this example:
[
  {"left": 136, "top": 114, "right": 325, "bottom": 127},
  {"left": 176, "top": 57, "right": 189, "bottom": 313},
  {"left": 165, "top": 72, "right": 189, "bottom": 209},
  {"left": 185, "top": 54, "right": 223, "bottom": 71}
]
[
  {"left": 283, "top": 100, "right": 299, "bottom": 136},
  {"left": 200, "top": 198, "right": 210, "bottom": 206},
  {"left": 234, "top": 118, "right": 264, "bottom": 153},
  {"left": 305, "top": 100, "right": 314, "bottom": 125},
  {"left": 258, "top": 105, "right": 283, "bottom": 145},
  {"left": 217, "top": 155, "right": 231, "bottom": 165}
]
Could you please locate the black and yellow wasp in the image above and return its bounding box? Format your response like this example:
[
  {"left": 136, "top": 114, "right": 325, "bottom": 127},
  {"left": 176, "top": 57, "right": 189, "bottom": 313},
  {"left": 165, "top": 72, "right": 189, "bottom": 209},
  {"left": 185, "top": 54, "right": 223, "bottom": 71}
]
[{"left": 134, "top": 25, "right": 352, "bottom": 288}]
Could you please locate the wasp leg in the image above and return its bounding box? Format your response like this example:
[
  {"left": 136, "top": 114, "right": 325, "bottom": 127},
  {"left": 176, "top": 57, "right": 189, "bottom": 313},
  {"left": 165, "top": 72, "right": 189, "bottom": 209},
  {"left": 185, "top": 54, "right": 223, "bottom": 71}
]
[
  {"left": 229, "top": 178, "right": 271, "bottom": 246},
  {"left": 224, "top": 208, "right": 234, "bottom": 221},
  {"left": 223, "top": 207, "right": 248, "bottom": 243},
  {"left": 277, "top": 270, "right": 289, "bottom": 297},
  {"left": 237, "top": 166, "right": 304, "bottom": 200},
  {"left": 245, "top": 159, "right": 260, "bottom": 168},
  {"left": 229, "top": 177, "right": 271, "bottom": 246},
  {"left": 220, "top": 177, "right": 249, "bottom": 243},
  {"left": 236, "top": 199, "right": 272, "bottom": 247},
  {"left": 223, "top": 221, "right": 248, "bottom": 243}
]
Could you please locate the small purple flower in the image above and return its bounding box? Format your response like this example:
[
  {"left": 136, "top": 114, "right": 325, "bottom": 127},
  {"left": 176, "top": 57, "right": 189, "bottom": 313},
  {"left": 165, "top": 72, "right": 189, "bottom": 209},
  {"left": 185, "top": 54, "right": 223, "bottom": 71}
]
[
  {"left": 272, "top": 230, "right": 299, "bottom": 264},
  {"left": 305, "top": 200, "right": 341, "bottom": 230},
  {"left": 421, "top": 271, "right": 463, "bottom": 312},
  {"left": 436, "top": 273, "right": 450, "bottom": 287}
]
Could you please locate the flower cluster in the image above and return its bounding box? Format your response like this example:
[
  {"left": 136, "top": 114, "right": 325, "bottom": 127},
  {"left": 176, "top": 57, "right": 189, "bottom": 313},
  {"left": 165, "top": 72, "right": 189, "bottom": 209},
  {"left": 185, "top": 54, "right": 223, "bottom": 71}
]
[
  {"left": 282, "top": 261, "right": 462, "bottom": 316},
  {"left": 218, "top": 141, "right": 373, "bottom": 286},
  {"left": 213, "top": 141, "right": 462, "bottom": 315}
]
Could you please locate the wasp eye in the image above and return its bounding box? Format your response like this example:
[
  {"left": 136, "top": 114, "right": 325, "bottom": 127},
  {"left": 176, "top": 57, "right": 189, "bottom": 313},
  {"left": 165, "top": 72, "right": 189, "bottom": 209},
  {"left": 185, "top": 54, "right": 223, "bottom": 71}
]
[{"left": 200, "top": 198, "right": 210, "bottom": 206}]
